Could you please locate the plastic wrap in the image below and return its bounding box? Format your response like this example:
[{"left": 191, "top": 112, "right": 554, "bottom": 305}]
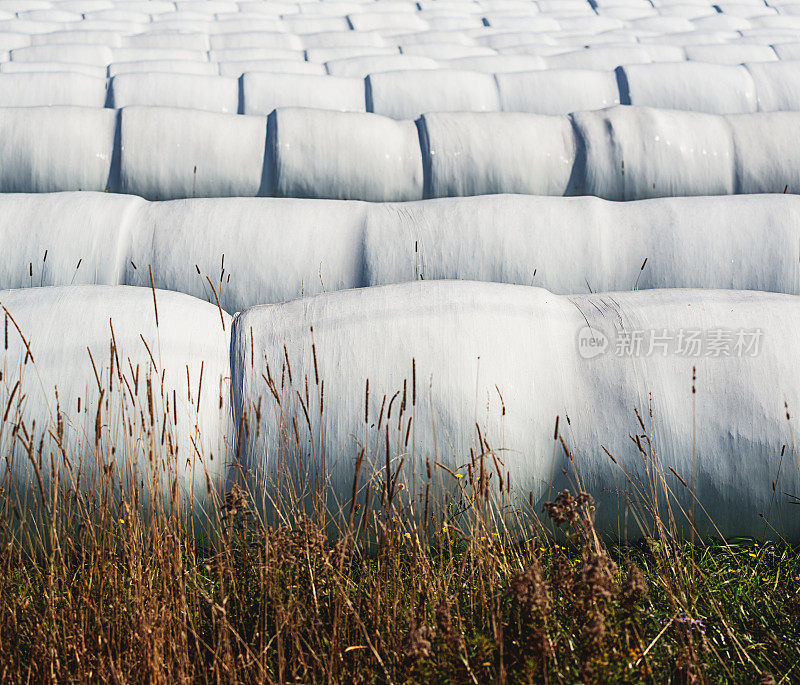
[
  {"left": 0, "top": 106, "right": 116, "bottom": 193},
  {"left": 497, "top": 69, "right": 620, "bottom": 114},
  {"left": 218, "top": 60, "right": 325, "bottom": 77},
  {"left": 325, "top": 54, "right": 438, "bottom": 78},
  {"left": 0, "top": 72, "right": 106, "bottom": 106},
  {"left": 108, "top": 59, "right": 219, "bottom": 76},
  {"left": 0, "top": 192, "right": 143, "bottom": 289},
  {"left": 366, "top": 68, "right": 500, "bottom": 119},
  {"left": 108, "top": 73, "right": 239, "bottom": 113},
  {"left": 124, "top": 197, "right": 369, "bottom": 312},
  {"left": 572, "top": 105, "right": 736, "bottom": 200},
  {"left": 419, "top": 112, "right": 579, "bottom": 197},
  {"left": 621, "top": 62, "right": 758, "bottom": 113},
  {"left": 241, "top": 72, "right": 365, "bottom": 114},
  {"left": 270, "top": 107, "right": 423, "bottom": 201},
  {"left": 119, "top": 106, "right": 268, "bottom": 200}
]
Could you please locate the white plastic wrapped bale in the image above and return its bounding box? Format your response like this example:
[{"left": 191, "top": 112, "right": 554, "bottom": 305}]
[
  {"left": 444, "top": 54, "right": 546, "bottom": 72},
  {"left": 347, "top": 11, "right": 428, "bottom": 31},
  {"left": 0, "top": 285, "right": 232, "bottom": 514},
  {"left": 108, "top": 73, "right": 239, "bottom": 114},
  {"left": 218, "top": 60, "right": 326, "bottom": 77},
  {"left": 0, "top": 1, "right": 51, "bottom": 12},
  {"left": 123, "top": 31, "right": 211, "bottom": 51},
  {"left": 176, "top": 0, "right": 238, "bottom": 13},
  {"left": 287, "top": 1, "right": 352, "bottom": 15},
  {"left": 741, "top": 31, "right": 800, "bottom": 46},
  {"left": 236, "top": 0, "right": 296, "bottom": 13},
  {"left": 545, "top": 45, "right": 654, "bottom": 70},
  {"left": 114, "top": 0, "right": 174, "bottom": 13},
  {"left": 690, "top": 14, "right": 752, "bottom": 32},
  {"left": 417, "top": 0, "right": 480, "bottom": 10},
  {"left": 640, "top": 44, "right": 686, "bottom": 62},
  {"left": 212, "top": 17, "right": 285, "bottom": 32},
  {"left": 83, "top": 11, "right": 148, "bottom": 25},
  {"left": 64, "top": 20, "right": 143, "bottom": 33},
  {"left": 390, "top": 29, "right": 476, "bottom": 46},
  {"left": 684, "top": 43, "right": 778, "bottom": 64},
  {"left": 0, "top": 72, "right": 107, "bottom": 107},
  {"left": 300, "top": 30, "right": 397, "bottom": 54},
  {"left": 718, "top": 3, "right": 777, "bottom": 18},
  {"left": 419, "top": 112, "right": 580, "bottom": 197},
  {"left": 305, "top": 46, "right": 398, "bottom": 62},
  {"left": 727, "top": 112, "right": 800, "bottom": 194},
  {"left": 366, "top": 69, "right": 500, "bottom": 120},
  {"left": 241, "top": 72, "right": 365, "bottom": 115},
  {"left": 399, "top": 43, "right": 496, "bottom": 59},
  {"left": 754, "top": 13, "right": 800, "bottom": 26},
  {"left": 538, "top": 0, "right": 594, "bottom": 13},
  {"left": 572, "top": 106, "right": 735, "bottom": 200},
  {"left": 629, "top": 15, "right": 696, "bottom": 32},
  {"left": 282, "top": 15, "right": 351, "bottom": 34},
  {"left": 483, "top": 15, "right": 561, "bottom": 31},
  {"left": 584, "top": 32, "right": 654, "bottom": 46},
  {"left": 18, "top": 8, "right": 81, "bottom": 21},
  {"left": 0, "top": 106, "right": 116, "bottom": 193},
  {"left": 772, "top": 43, "right": 800, "bottom": 60},
  {"left": 112, "top": 47, "right": 208, "bottom": 63},
  {"left": 497, "top": 69, "right": 620, "bottom": 115},
  {"left": 108, "top": 60, "right": 220, "bottom": 76},
  {"left": 476, "top": 32, "right": 557, "bottom": 51},
  {"left": 270, "top": 107, "right": 423, "bottom": 201},
  {"left": 29, "top": 29, "right": 123, "bottom": 47},
  {"left": 301, "top": 30, "right": 388, "bottom": 49},
  {"left": 0, "top": 20, "right": 63, "bottom": 35},
  {"left": 9, "top": 44, "right": 113, "bottom": 65},
  {"left": 599, "top": 5, "right": 656, "bottom": 20},
  {"left": 424, "top": 15, "right": 485, "bottom": 30},
  {"left": 746, "top": 61, "right": 800, "bottom": 112},
  {"left": 363, "top": 194, "right": 800, "bottom": 294},
  {"left": 124, "top": 197, "right": 369, "bottom": 313},
  {"left": 325, "top": 54, "right": 439, "bottom": 78},
  {"left": 620, "top": 62, "right": 758, "bottom": 114},
  {"left": 0, "top": 61, "right": 106, "bottom": 78},
  {"left": 119, "top": 106, "right": 268, "bottom": 200},
  {"left": 0, "top": 32, "right": 30, "bottom": 51},
  {"left": 641, "top": 30, "right": 741, "bottom": 46},
  {"left": 209, "top": 31, "right": 303, "bottom": 50},
  {"left": 146, "top": 19, "right": 216, "bottom": 33},
  {"left": 0, "top": 192, "right": 143, "bottom": 290},
  {"left": 231, "top": 281, "right": 800, "bottom": 539},
  {"left": 558, "top": 14, "right": 626, "bottom": 32},
  {"left": 60, "top": 1, "right": 116, "bottom": 12},
  {"left": 209, "top": 48, "right": 305, "bottom": 62}
]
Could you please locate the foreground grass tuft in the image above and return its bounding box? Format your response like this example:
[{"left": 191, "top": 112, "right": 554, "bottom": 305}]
[{"left": 0, "top": 482, "right": 797, "bottom": 683}]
